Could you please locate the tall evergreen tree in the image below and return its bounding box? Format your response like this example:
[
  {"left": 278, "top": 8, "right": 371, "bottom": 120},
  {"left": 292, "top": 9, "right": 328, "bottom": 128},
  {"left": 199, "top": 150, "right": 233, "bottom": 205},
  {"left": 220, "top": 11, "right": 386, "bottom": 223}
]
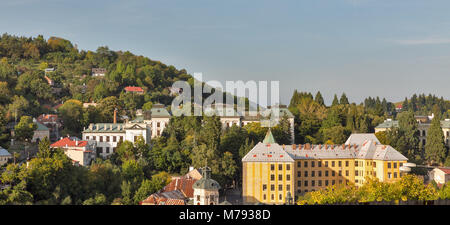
[
  {"left": 425, "top": 115, "right": 447, "bottom": 165},
  {"left": 332, "top": 94, "right": 339, "bottom": 106},
  {"left": 388, "top": 111, "right": 420, "bottom": 161},
  {"left": 381, "top": 98, "right": 388, "bottom": 113},
  {"left": 289, "top": 90, "right": 300, "bottom": 108},
  {"left": 315, "top": 91, "right": 324, "bottom": 106},
  {"left": 340, "top": 93, "right": 349, "bottom": 105},
  {"left": 402, "top": 97, "right": 409, "bottom": 112}
]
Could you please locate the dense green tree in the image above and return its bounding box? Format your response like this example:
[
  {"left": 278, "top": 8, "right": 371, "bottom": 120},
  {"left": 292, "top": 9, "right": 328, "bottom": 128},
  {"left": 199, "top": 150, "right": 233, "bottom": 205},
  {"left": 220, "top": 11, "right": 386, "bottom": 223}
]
[
  {"left": 220, "top": 125, "right": 247, "bottom": 157},
  {"left": 375, "top": 131, "right": 390, "bottom": 145},
  {"left": 402, "top": 97, "right": 409, "bottom": 112},
  {"left": 82, "top": 193, "right": 107, "bottom": 205},
  {"left": 14, "top": 116, "right": 37, "bottom": 141},
  {"left": 314, "top": 91, "right": 324, "bottom": 106},
  {"left": 59, "top": 99, "right": 84, "bottom": 135},
  {"left": 221, "top": 151, "right": 238, "bottom": 186},
  {"left": 97, "top": 96, "right": 124, "bottom": 122},
  {"left": 238, "top": 138, "right": 255, "bottom": 159},
  {"left": 244, "top": 122, "right": 268, "bottom": 144},
  {"left": 425, "top": 115, "right": 447, "bottom": 165},
  {"left": 322, "top": 125, "right": 349, "bottom": 144},
  {"left": 332, "top": 94, "right": 339, "bottom": 106},
  {"left": 7, "top": 95, "right": 30, "bottom": 121},
  {"left": 133, "top": 171, "right": 171, "bottom": 204},
  {"left": 88, "top": 160, "right": 122, "bottom": 202},
  {"left": 15, "top": 71, "right": 51, "bottom": 101},
  {"left": 200, "top": 115, "right": 222, "bottom": 152},
  {"left": 272, "top": 115, "right": 292, "bottom": 144},
  {"left": 340, "top": 93, "right": 349, "bottom": 105},
  {"left": 388, "top": 111, "right": 421, "bottom": 162}
]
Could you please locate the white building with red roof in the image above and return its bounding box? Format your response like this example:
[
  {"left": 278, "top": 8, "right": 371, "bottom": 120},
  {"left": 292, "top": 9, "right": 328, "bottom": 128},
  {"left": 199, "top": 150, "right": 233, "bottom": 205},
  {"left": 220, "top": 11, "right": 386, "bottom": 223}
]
[
  {"left": 50, "top": 137, "right": 96, "bottom": 166},
  {"left": 124, "top": 86, "right": 145, "bottom": 94},
  {"left": 140, "top": 167, "right": 213, "bottom": 205},
  {"left": 429, "top": 167, "right": 450, "bottom": 185}
]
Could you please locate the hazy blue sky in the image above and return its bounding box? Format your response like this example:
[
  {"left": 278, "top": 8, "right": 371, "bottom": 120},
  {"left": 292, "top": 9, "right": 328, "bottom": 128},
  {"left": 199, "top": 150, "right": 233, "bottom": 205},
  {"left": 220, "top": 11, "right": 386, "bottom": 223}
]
[{"left": 2, "top": 0, "right": 450, "bottom": 105}]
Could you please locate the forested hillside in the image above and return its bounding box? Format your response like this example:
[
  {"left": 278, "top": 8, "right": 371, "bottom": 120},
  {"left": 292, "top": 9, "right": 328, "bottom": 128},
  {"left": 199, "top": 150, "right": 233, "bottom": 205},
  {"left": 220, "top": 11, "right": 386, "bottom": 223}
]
[
  {"left": 0, "top": 34, "right": 291, "bottom": 205},
  {"left": 0, "top": 33, "right": 193, "bottom": 144}
]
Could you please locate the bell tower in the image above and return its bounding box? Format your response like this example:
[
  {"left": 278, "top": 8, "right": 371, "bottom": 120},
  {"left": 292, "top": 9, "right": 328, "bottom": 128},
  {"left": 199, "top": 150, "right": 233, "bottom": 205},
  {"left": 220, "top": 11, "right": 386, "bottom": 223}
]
[{"left": 193, "top": 166, "right": 221, "bottom": 205}]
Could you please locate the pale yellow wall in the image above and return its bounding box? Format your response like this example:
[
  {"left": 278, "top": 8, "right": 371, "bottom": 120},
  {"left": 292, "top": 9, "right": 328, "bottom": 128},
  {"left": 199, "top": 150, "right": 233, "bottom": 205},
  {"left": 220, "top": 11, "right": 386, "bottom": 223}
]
[
  {"left": 243, "top": 162, "right": 294, "bottom": 205},
  {"left": 193, "top": 189, "right": 219, "bottom": 205},
  {"left": 243, "top": 158, "right": 408, "bottom": 204}
]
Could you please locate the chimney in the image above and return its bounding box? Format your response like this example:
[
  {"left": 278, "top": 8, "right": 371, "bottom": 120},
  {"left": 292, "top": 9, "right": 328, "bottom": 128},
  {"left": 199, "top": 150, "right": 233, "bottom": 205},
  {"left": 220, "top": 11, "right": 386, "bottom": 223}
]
[
  {"left": 113, "top": 108, "right": 117, "bottom": 124},
  {"left": 76, "top": 140, "right": 78, "bottom": 146}
]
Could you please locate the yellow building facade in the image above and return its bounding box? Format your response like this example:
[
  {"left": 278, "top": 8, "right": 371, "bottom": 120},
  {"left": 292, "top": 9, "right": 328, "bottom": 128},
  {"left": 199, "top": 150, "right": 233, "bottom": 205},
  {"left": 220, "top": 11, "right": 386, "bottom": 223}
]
[{"left": 242, "top": 132, "right": 408, "bottom": 205}]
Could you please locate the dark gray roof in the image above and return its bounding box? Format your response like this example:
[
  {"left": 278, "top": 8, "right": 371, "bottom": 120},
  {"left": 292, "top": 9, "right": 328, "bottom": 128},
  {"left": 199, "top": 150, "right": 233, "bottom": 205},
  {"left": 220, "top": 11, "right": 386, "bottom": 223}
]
[
  {"left": 192, "top": 167, "right": 221, "bottom": 190},
  {"left": 150, "top": 105, "right": 171, "bottom": 118},
  {"left": 284, "top": 140, "right": 407, "bottom": 161},
  {"left": 0, "top": 147, "right": 12, "bottom": 157},
  {"left": 441, "top": 119, "right": 450, "bottom": 128},
  {"left": 83, "top": 123, "right": 125, "bottom": 133},
  {"left": 376, "top": 119, "right": 450, "bottom": 129},
  {"left": 345, "top": 133, "right": 380, "bottom": 145},
  {"left": 243, "top": 140, "right": 407, "bottom": 162},
  {"left": 242, "top": 142, "right": 295, "bottom": 162},
  {"left": 375, "top": 119, "right": 399, "bottom": 128}
]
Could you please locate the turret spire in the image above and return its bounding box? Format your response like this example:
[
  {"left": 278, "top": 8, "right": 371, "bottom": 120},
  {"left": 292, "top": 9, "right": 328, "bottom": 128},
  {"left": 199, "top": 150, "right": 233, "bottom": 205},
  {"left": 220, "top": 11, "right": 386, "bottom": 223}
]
[{"left": 262, "top": 128, "right": 276, "bottom": 144}]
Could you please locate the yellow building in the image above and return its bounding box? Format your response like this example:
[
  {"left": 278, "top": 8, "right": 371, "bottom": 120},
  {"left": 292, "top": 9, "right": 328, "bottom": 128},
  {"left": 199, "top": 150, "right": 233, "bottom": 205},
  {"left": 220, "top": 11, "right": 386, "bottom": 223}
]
[{"left": 242, "top": 132, "right": 408, "bottom": 205}]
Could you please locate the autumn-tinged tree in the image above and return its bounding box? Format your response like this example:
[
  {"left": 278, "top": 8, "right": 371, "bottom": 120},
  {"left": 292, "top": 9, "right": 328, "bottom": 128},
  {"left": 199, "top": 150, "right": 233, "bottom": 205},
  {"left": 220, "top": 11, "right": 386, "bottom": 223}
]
[
  {"left": 299, "top": 175, "right": 439, "bottom": 205},
  {"left": 97, "top": 96, "right": 124, "bottom": 123},
  {"left": 14, "top": 116, "right": 37, "bottom": 141}
]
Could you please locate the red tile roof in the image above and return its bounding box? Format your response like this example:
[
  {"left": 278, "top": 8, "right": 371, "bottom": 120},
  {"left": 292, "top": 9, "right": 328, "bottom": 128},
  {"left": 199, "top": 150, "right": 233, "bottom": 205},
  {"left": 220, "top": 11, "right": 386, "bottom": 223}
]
[
  {"left": 163, "top": 177, "right": 197, "bottom": 198},
  {"left": 51, "top": 137, "right": 88, "bottom": 148},
  {"left": 52, "top": 104, "right": 63, "bottom": 110},
  {"left": 37, "top": 114, "right": 60, "bottom": 123},
  {"left": 438, "top": 167, "right": 450, "bottom": 174},
  {"left": 139, "top": 191, "right": 186, "bottom": 205},
  {"left": 124, "top": 86, "right": 144, "bottom": 92},
  {"left": 44, "top": 75, "right": 53, "bottom": 85}
]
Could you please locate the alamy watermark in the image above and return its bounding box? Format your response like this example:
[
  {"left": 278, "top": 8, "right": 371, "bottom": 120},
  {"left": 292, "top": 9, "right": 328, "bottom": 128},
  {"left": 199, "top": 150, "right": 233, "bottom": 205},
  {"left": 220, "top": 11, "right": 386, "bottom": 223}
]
[{"left": 170, "top": 73, "right": 281, "bottom": 122}]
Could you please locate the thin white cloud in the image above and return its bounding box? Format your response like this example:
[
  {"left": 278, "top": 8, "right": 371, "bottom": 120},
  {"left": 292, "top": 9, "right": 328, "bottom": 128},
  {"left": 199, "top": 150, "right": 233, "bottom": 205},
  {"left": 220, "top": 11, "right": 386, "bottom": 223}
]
[{"left": 395, "top": 37, "right": 450, "bottom": 45}]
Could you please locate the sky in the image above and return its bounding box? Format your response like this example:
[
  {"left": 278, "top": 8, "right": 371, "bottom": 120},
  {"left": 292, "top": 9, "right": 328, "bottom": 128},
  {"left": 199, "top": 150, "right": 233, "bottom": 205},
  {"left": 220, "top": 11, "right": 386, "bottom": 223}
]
[{"left": 1, "top": 0, "right": 450, "bottom": 105}]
